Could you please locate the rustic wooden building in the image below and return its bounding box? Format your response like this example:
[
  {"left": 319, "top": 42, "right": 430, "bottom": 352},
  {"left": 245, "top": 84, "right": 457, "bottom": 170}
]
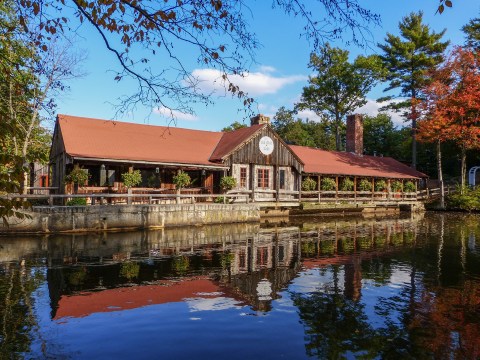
[
  {"left": 50, "top": 114, "right": 304, "bottom": 200},
  {"left": 50, "top": 113, "right": 426, "bottom": 200}
]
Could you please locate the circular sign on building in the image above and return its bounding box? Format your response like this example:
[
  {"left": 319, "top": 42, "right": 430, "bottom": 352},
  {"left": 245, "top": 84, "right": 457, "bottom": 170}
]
[{"left": 259, "top": 136, "right": 274, "bottom": 155}]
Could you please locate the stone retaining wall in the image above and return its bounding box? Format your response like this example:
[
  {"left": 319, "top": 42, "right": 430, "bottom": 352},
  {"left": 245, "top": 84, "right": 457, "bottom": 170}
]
[{"left": 0, "top": 204, "right": 260, "bottom": 234}]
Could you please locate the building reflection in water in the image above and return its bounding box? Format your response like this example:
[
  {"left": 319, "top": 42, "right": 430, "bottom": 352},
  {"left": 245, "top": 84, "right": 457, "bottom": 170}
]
[{"left": 0, "top": 214, "right": 425, "bottom": 320}]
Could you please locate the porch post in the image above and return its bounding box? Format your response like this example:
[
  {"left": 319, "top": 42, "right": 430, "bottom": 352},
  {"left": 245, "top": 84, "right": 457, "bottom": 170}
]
[
  {"left": 387, "top": 179, "right": 391, "bottom": 200},
  {"left": 335, "top": 176, "right": 339, "bottom": 201},
  {"left": 250, "top": 164, "right": 255, "bottom": 202},
  {"left": 275, "top": 165, "right": 279, "bottom": 202},
  {"left": 317, "top": 175, "right": 321, "bottom": 203},
  {"left": 415, "top": 180, "right": 418, "bottom": 200},
  {"left": 371, "top": 178, "right": 374, "bottom": 201},
  {"left": 354, "top": 176, "right": 357, "bottom": 204},
  {"left": 298, "top": 173, "right": 302, "bottom": 202}
]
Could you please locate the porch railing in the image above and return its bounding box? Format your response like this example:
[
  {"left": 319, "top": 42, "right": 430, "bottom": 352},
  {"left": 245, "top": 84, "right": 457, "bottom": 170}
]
[
  {"left": 2, "top": 192, "right": 250, "bottom": 206},
  {"left": 4, "top": 186, "right": 452, "bottom": 206}
]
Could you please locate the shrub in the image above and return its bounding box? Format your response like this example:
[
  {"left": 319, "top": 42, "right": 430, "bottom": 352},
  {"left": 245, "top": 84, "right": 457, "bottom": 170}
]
[
  {"left": 375, "top": 179, "right": 387, "bottom": 192},
  {"left": 404, "top": 181, "right": 416, "bottom": 192},
  {"left": 391, "top": 180, "right": 403, "bottom": 192},
  {"left": 173, "top": 171, "right": 191, "bottom": 190},
  {"left": 302, "top": 177, "right": 317, "bottom": 191},
  {"left": 121, "top": 170, "right": 142, "bottom": 188},
  {"left": 340, "top": 177, "right": 354, "bottom": 191},
  {"left": 220, "top": 176, "right": 237, "bottom": 192},
  {"left": 446, "top": 186, "right": 480, "bottom": 211},
  {"left": 320, "top": 177, "right": 336, "bottom": 191},
  {"left": 29, "top": 198, "right": 49, "bottom": 206},
  {"left": 65, "top": 168, "right": 89, "bottom": 185},
  {"left": 66, "top": 198, "right": 87, "bottom": 206},
  {"left": 214, "top": 196, "right": 229, "bottom": 203},
  {"left": 358, "top": 179, "right": 372, "bottom": 191}
]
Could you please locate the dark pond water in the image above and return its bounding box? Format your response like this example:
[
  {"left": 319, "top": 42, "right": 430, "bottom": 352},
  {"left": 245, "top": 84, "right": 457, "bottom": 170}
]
[{"left": 1, "top": 212, "right": 480, "bottom": 359}]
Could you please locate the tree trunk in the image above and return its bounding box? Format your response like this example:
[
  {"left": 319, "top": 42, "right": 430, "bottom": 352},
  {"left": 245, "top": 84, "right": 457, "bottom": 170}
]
[
  {"left": 436, "top": 140, "right": 445, "bottom": 209},
  {"left": 411, "top": 96, "right": 417, "bottom": 169},
  {"left": 335, "top": 121, "right": 342, "bottom": 151},
  {"left": 461, "top": 145, "right": 466, "bottom": 192},
  {"left": 22, "top": 171, "right": 29, "bottom": 195},
  {"left": 127, "top": 187, "right": 132, "bottom": 204}
]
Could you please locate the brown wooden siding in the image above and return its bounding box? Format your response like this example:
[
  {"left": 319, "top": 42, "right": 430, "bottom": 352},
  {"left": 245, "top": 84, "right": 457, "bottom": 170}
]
[
  {"left": 49, "top": 122, "right": 68, "bottom": 192},
  {"left": 223, "top": 127, "right": 303, "bottom": 173}
]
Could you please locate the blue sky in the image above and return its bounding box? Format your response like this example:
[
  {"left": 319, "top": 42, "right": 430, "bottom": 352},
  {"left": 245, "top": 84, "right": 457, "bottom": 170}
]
[{"left": 54, "top": 0, "right": 480, "bottom": 131}]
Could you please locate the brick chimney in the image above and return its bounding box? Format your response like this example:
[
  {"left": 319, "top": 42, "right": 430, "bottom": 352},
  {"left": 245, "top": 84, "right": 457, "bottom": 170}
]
[
  {"left": 346, "top": 114, "right": 363, "bottom": 155},
  {"left": 250, "top": 114, "right": 270, "bottom": 126}
]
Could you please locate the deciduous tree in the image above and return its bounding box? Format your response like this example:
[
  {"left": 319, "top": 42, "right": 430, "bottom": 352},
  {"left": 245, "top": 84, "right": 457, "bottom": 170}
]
[
  {"left": 418, "top": 47, "right": 480, "bottom": 194},
  {"left": 272, "top": 107, "right": 336, "bottom": 149},
  {"left": 221, "top": 121, "right": 247, "bottom": 132},
  {"left": 362, "top": 113, "right": 401, "bottom": 157},
  {"left": 296, "top": 44, "right": 383, "bottom": 150}
]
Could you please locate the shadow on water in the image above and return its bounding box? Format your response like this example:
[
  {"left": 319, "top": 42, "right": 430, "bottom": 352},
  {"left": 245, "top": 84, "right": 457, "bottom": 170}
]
[{"left": 0, "top": 212, "right": 479, "bottom": 359}]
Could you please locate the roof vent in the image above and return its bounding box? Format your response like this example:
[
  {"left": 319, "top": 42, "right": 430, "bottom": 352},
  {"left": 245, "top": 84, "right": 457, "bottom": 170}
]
[{"left": 250, "top": 114, "right": 270, "bottom": 126}]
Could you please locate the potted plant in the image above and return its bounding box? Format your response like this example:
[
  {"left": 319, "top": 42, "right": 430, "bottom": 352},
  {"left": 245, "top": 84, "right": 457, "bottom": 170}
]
[
  {"left": 391, "top": 180, "right": 403, "bottom": 193},
  {"left": 404, "top": 181, "right": 416, "bottom": 193},
  {"left": 173, "top": 170, "right": 191, "bottom": 203},
  {"left": 65, "top": 167, "right": 89, "bottom": 194},
  {"left": 121, "top": 170, "right": 142, "bottom": 204},
  {"left": 219, "top": 176, "right": 237, "bottom": 203},
  {"left": 320, "top": 177, "right": 336, "bottom": 191},
  {"left": 340, "top": 177, "right": 354, "bottom": 191},
  {"left": 375, "top": 179, "right": 387, "bottom": 192},
  {"left": 358, "top": 179, "right": 372, "bottom": 192},
  {"left": 220, "top": 176, "right": 237, "bottom": 192},
  {"left": 302, "top": 177, "right": 317, "bottom": 192}
]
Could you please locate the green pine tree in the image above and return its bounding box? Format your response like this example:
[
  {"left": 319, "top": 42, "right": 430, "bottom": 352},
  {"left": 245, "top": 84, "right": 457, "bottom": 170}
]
[
  {"left": 378, "top": 11, "right": 449, "bottom": 169},
  {"left": 462, "top": 15, "right": 480, "bottom": 50}
]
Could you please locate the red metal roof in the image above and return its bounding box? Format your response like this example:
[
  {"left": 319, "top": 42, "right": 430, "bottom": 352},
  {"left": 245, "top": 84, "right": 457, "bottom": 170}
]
[
  {"left": 56, "top": 114, "right": 426, "bottom": 179},
  {"left": 54, "top": 278, "right": 220, "bottom": 319},
  {"left": 209, "top": 124, "right": 265, "bottom": 161},
  {"left": 290, "top": 145, "right": 427, "bottom": 179},
  {"left": 57, "top": 114, "right": 226, "bottom": 168}
]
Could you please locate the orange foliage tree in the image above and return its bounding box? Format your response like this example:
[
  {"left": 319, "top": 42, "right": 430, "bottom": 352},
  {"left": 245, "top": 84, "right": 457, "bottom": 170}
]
[{"left": 417, "top": 47, "right": 480, "bottom": 191}]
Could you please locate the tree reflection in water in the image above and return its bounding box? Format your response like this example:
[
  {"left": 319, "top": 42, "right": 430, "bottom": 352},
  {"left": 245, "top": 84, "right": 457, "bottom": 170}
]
[
  {"left": 290, "top": 214, "right": 480, "bottom": 359},
  {"left": 0, "top": 262, "right": 44, "bottom": 358},
  {"left": 0, "top": 214, "right": 479, "bottom": 358}
]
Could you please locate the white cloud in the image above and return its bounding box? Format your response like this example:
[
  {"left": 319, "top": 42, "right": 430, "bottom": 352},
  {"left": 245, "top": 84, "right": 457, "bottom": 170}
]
[
  {"left": 258, "top": 65, "right": 276, "bottom": 73},
  {"left": 153, "top": 106, "right": 199, "bottom": 122},
  {"left": 355, "top": 99, "right": 406, "bottom": 127},
  {"left": 294, "top": 98, "right": 408, "bottom": 127},
  {"left": 190, "top": 68, "right": 307, "bottom": 96},
  {"left": 257, "top": 103, "right": 278, "bottom": 114},
  {"left": 297, "top": 109, "right": 323, "bottom": 122},
  {"left": 186, "top": 296, "right": 242, "bottom": 312}
]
